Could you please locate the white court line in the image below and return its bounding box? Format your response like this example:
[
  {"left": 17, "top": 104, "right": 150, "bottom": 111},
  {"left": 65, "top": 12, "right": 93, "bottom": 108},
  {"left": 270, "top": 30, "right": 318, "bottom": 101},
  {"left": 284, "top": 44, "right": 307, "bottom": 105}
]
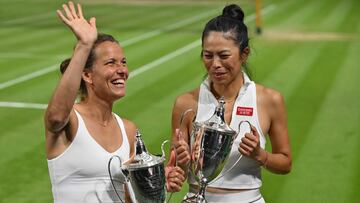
[
  {"left": 0, "top": 65, "right": 59, "bottom": 90},
  {"left": 121, "top": 8, "right": 218, "bottom": 46},
  {"left": 129, "top": 40, "right": 201, "bottom": 78},
  {"left": 0, "top": 9, "right": 218, "bottom": 91},
  {"left": 1, "top": 12, "right": 55, "bottom": 25},
  {"left": 0, "top": 52, "right": 67, "bottom": 59},
  {"left": 0, "top": 7, "right": 138, "bottom": 46},
  {"left": 0, "top": 4, "right": 277, "bottom": 109},
  {"left": 0, "top": 29, "right": 61, "bottom": 49},
  {"left": 0, "top": 101, "right": 47, "bottom": 109}
]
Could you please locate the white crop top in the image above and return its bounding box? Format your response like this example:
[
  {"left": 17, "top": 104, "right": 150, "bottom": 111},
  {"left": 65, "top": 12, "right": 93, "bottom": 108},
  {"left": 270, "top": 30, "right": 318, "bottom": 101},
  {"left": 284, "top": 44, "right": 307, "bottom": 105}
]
[
  {"left": 188, "top": 73, "right": 266, "bottom": 189},
  {"left": 47, "top": 110, "right": 130, "bottom": 203}
]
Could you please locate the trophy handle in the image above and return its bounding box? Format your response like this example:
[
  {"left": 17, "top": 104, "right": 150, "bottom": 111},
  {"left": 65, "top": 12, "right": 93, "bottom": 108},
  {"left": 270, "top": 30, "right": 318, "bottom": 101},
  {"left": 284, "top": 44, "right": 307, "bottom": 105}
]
[
  {"left": 161, "top": 139, "right": 181, "bottom": 203},
  {"left": 161, "top": 139, "right": 179, "bottom": 168},
  {"left": 210, "top": 121, "right": 252, "bottom": 184},
  {"left": 107, "top": 155, "right": 126, "bottom": 203},
  {"left": 176, "top": 108, "right": 197, "bottom": 167},
  {"left": 161, "top": 140, "right": 170, "bottom": 159},
  {"left": 180, "top": 108, "right": 197, "bottom": 141},
  {"left": 236, "top": 120, "right": 252, "bottom": 139},
  {"left": 180, "top": 109, "right": 197, "bottom": 129},
  {"left": 180, "top": 108, "right": 198, "bottom": 157}
]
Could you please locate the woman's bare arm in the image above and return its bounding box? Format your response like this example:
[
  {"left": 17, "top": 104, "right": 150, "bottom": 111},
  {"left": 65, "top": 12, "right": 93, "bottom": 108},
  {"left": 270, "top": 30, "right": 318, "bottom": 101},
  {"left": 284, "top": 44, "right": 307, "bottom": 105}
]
[{"left": 45, "top": 2, "right": 97, "bottom": 134}]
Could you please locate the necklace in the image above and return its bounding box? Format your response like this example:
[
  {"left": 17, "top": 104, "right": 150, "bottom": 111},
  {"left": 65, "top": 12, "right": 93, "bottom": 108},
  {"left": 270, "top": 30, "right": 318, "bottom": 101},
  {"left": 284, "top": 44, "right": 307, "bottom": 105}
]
[
  {"left": 215, "top": 95, "right": 238, "bottom": 104},
  {"left": 210, "top": 85, "right": 239, "bottom": 104},
  {"left": 223, "top": 97, "right": 237, "bottom": 103}
]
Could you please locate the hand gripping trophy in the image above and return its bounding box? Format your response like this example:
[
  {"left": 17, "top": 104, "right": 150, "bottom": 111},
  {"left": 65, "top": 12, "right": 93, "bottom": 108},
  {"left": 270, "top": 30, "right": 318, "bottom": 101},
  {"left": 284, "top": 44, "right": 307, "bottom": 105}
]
[{"left": 182, "top": 97, "right": 251, "bottom": 203}]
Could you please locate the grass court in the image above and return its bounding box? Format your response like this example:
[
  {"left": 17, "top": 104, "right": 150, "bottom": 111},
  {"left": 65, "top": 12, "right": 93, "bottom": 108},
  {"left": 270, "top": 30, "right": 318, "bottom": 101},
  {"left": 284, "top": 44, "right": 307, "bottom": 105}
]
[{"left": 0, "top": 0, "right": 359, "bottom": 202}]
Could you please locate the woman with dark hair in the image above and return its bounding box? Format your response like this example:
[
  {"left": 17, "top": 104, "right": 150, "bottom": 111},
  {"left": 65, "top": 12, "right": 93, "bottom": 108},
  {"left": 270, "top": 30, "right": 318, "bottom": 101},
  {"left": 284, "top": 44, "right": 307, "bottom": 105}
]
[
  {"left": 169, "top": 4, "right": 292, "bottom": 202},
  {"left": 45, "top": 2, "right": 184, "bottom": 202}
]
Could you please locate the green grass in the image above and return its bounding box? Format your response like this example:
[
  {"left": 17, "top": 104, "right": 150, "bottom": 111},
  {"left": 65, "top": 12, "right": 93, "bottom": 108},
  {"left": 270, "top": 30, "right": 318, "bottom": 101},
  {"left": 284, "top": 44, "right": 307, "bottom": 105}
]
[{"left": 0, "top": 0, "right": 359, "bottom": 202}]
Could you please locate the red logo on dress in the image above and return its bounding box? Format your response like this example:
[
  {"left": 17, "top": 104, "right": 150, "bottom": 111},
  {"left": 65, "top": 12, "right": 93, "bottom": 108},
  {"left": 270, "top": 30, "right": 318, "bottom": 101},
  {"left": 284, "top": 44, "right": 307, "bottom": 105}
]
[{"left": 236, "top": 107, "right": 253, "bottom": 116}]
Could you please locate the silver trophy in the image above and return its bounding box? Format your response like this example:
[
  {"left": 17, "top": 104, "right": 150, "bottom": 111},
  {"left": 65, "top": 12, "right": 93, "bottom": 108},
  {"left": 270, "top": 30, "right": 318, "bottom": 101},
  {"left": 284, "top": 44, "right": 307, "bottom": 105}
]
[
  {"left": 109, "top": 130, "right": 169, "bottom": 203},
  {"left": 182, "top": 97, "right": 250, "bottom": 203}
]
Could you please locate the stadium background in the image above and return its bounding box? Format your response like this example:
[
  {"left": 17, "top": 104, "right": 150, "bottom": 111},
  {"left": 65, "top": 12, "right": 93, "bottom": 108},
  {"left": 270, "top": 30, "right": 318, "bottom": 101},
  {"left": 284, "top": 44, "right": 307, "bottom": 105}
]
[{"left": 0, "top": 0, "right": 359, "bottom": 202}]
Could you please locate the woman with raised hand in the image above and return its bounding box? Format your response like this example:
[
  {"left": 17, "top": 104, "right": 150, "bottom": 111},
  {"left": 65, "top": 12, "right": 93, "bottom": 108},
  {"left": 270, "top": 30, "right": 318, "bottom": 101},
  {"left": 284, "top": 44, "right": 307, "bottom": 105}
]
[
  {"left": 45, "top": 2, "right": 184, "bottom": 202},
  {"left": 45, "top": 1, "right": 136, "bottom": 202},
  {"left": 45, "top": 2, "right": 181, "bottom": 203},
  {"left": 170, "top": 4, "right": 292, "bottom": 202}
]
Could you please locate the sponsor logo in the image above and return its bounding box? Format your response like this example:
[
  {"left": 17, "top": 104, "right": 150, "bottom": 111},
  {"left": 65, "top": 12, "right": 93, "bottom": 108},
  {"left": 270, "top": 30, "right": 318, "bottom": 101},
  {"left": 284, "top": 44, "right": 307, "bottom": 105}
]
[{"left": 236, "top": 107, "right": 253, "bottom": 116}]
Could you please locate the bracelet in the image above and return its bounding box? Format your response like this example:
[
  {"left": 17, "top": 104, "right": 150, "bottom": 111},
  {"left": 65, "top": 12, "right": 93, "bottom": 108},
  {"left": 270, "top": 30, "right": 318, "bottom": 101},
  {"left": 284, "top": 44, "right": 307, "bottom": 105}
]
[{"left": 262, "top": 151, "right": 269, "bottom": 168}]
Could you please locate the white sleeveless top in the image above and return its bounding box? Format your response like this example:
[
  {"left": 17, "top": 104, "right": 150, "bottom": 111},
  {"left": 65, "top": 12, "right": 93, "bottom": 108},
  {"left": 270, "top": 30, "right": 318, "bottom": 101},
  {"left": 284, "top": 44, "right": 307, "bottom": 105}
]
[
  {"left": 189, "top": 73, "right": 266, "bottom": 189},
  {"left": 47, "top": 110, "right": 130, "bottom": 203}
]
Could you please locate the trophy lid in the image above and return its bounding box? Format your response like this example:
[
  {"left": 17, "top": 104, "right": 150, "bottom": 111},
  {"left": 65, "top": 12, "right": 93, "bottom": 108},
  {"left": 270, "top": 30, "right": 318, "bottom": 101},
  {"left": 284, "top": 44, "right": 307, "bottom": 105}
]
[
  {"left": 201, "top": 97, "right": 236, "bottom": 135},
  {"left": 126, "top": 129, "right": 165, "bottom": 171}
]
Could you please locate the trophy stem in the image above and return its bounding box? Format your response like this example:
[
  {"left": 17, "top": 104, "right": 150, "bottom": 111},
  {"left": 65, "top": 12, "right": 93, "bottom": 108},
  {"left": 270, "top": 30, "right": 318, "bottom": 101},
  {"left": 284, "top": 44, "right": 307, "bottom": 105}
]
[
  {"left": 196, "top": 177, "right": 208, "bottom": 203},
  {"left": 182, "top": 178, "right": 208, "bottom": 203}
]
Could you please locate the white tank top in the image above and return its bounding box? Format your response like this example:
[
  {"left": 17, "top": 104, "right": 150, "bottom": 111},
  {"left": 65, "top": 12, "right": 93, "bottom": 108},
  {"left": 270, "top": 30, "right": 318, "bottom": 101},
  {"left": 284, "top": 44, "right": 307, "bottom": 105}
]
[
  {"left": 189, "top": 73, "right": 266, "bottom": 189},
  {"left": 47, "top": 110, "right": 130, "bottom": 203}
]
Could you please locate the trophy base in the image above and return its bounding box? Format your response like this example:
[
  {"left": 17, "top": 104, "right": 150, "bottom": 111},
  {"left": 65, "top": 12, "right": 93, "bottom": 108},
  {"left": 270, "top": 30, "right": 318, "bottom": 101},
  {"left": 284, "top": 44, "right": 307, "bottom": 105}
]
[{"left": 182, "top": 194, "right": 208, "bottom": 203}]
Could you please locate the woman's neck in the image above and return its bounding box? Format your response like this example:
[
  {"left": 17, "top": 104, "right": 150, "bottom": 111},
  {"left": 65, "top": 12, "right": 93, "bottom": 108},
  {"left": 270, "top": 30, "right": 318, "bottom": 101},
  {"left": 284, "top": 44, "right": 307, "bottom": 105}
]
[
  {"left": 80, "top": 96, "right": 114, "bottom": 122},
  {"left": 210, "top": 73, "right": 244, "bottom": 102}
]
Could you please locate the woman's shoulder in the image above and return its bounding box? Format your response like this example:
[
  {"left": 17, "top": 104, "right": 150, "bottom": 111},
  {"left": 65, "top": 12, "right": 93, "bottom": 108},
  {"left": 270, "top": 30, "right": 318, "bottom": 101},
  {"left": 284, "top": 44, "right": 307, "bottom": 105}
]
[
  {"left": 119, "top": 118, "right": 137, "bottom": 144},
  {"left": 176, "top": 88, "right": 199, "bottom": 100},
  {"left": 119, "top": 117, "right": 137, "bottom": 131},
  {"left": 174, "top": 88, "right": 199, "bottom": 111},
  {"left": 255, "top": 84, "right": 286, "bottom": 112},
  {"left": 256, "top": 84, "right": 283, "bottom": 100},
  {"left": 111, "top": 112, "right": 137, "bottom": 134}
]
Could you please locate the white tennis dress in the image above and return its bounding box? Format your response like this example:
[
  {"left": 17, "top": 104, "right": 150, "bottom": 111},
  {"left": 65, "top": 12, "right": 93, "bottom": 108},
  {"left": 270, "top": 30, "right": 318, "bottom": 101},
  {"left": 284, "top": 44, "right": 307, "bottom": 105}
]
[
  {"left": 47, "top": 110, "right": 130, "bottom": 203},
  {"left": 187, "top": 73, "right": 266, "bottom": 203}
]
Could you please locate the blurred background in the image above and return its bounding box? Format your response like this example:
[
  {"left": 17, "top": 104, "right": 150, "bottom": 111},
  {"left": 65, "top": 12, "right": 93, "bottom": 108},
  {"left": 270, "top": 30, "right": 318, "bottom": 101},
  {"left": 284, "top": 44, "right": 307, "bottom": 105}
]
[{"left": 0, "top": 0, "right": 359, "bottom": 202}]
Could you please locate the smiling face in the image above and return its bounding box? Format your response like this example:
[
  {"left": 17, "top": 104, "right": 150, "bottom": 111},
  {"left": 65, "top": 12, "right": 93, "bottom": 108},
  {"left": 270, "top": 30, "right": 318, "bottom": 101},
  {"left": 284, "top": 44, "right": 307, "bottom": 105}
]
[
  {"left": 84, "top": 41, "right": 129, "bottom": 102},
  {"left": 202, "top": 31, "right": 248, "bottom": 86}
]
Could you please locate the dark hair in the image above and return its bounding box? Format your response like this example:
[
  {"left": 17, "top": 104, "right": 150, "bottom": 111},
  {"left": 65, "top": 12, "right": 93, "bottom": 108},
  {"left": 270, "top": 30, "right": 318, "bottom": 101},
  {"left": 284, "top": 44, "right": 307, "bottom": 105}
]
[
  {"left": 59, "top": 33, "right": 119, "bottom": 99},
  {"left": 201, "top": 4, "right": 251, "bottom": 76}
]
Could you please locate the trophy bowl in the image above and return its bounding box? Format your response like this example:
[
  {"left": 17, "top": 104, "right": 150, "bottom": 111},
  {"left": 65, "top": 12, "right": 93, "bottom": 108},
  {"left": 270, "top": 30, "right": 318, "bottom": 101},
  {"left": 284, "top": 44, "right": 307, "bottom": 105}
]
[
  {"left": 190, "top": 122, "right": 236, "bottom": 186},
  {"left": 124, "top": 155, "right": 166, "bottom": 203},
  {"left": 108, "top": 130, "right": 169, "bottom": 203}
]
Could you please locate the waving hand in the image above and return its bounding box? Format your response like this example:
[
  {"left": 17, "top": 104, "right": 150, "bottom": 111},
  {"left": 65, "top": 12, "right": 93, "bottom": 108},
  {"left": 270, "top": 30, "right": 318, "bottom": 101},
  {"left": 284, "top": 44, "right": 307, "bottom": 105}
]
[{"left": 57, "top": 1, "right": 97, "bottom": 46}]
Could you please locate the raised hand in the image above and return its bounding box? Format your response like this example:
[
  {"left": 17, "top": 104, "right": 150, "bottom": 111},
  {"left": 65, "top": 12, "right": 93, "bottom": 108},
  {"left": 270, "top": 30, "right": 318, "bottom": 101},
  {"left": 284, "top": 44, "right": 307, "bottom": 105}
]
[
  {"left": 165, "top": 150, "right": 186, "bottom": 192},
  {"left": 57, "top": 1, "right": 97, "bottom": 46}
]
